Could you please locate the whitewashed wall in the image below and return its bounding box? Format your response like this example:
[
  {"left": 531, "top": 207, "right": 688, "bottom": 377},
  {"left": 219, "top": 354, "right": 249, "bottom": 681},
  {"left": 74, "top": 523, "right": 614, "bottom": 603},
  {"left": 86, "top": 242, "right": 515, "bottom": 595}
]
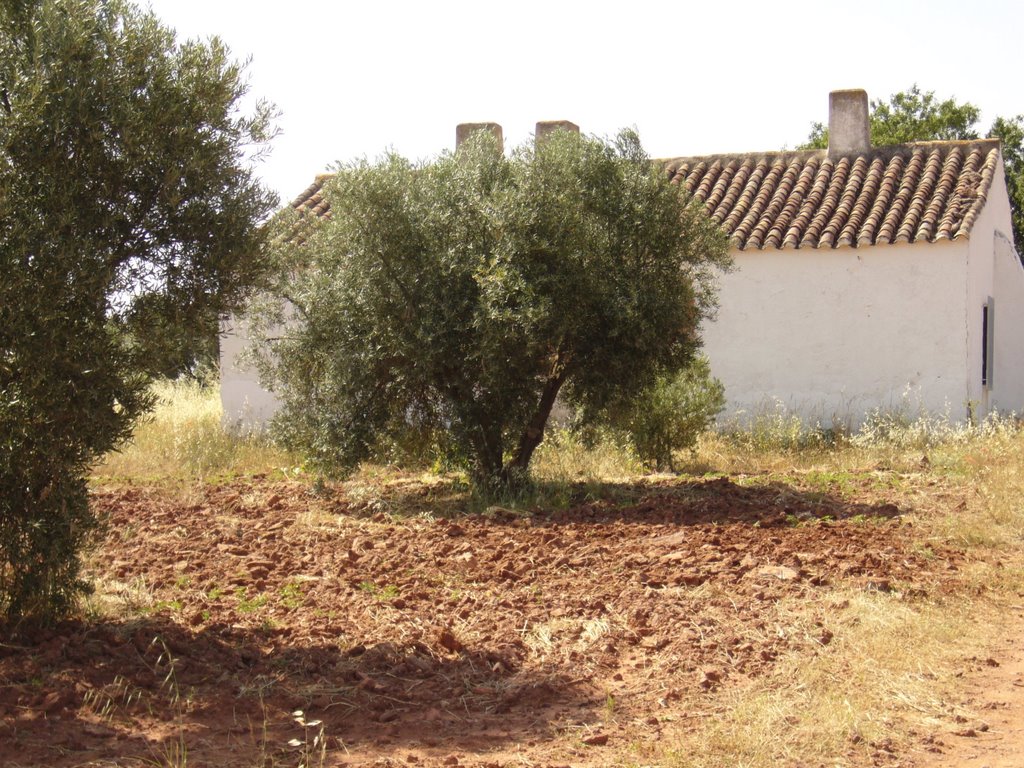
[
  {"left": 701, "top": 239, "right": 971, "bottom": 427},
  {"left": 984, "top": 159, "right": 1024, "bottom": 417},
  {"left": 964, "top": 155, "right": 1024, "bottom": 418},
  {"left": 222, "top": 167, "right": 1024, "bottom": 430},
  {"left": 991, "top": 232, "right": 1024, "bottom": 415},
  {"left": 220, "top": 314, "right": 282, "bottom": 431}
]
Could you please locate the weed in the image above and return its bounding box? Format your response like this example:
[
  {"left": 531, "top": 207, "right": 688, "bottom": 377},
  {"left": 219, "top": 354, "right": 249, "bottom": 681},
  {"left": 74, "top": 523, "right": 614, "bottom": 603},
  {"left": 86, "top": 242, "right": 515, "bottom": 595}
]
[
  {"left": 604, "top": 691, "right": 617, "bottom": 719},
  {"left": 82, "top": 675, "right": 144, "bottom": 722},
  {"left": 135, "top": 637, "right": 192, "bottom": 768},
  {"left": 289, "top": 709, "right": 328, "bottom": 768},
  {"left": 235, "top": 587, "right": 268, "bottom": 613},
  {"left": 279, "top": 580, "right": 305, "bottom": 609},
  {"left": 358, "top": 581, "right": 399, "bottom": 601}
]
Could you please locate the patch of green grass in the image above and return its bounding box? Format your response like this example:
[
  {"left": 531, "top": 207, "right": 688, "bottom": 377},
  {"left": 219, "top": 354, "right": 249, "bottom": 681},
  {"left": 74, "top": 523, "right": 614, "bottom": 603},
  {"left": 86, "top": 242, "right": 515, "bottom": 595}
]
[
  {"left": 802, "top": 469, "right": 856, "bottom": 496},
  {"left": 279, "top": 581, "right": 304, "bottom": 609},
  {"left": 358, "top": 581, "right": 400, "bottom": 601},
  {"left": 235, "top": 587, "right": 268, "bottom": 613}
]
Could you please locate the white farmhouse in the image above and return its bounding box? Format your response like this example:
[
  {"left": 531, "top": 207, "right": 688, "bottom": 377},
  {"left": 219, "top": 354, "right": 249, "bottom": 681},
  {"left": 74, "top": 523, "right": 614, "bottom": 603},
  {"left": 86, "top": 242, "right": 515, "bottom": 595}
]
[{"left": 221, "top": 90, "right": 1024, "bottom": 429}]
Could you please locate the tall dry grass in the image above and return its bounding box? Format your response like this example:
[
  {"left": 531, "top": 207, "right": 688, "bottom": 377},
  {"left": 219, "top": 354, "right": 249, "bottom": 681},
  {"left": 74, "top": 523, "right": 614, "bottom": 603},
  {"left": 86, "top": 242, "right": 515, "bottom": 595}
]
[
  {"left": 93, "top": 377, "right": 295, "bottom": 483},
  {"left": 699, "top": 405, "right": 1024, "bottom": 547}
]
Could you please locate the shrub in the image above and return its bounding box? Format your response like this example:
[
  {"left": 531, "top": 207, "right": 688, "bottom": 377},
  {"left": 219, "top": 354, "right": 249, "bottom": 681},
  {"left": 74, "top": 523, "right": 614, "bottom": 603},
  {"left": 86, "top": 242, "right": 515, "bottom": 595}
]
[{"left": 604, "top": 356, "right": 725, "bottom": 471}]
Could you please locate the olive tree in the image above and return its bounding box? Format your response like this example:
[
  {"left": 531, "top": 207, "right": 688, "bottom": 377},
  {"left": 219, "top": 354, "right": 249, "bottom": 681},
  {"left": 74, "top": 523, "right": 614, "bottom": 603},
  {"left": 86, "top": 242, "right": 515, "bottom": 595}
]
[
  {"left": 253, "top": 129, "right": 730, "bottom": 491},
  {"left": 0, "top": 0, "right": 277, "bottom": 621}
]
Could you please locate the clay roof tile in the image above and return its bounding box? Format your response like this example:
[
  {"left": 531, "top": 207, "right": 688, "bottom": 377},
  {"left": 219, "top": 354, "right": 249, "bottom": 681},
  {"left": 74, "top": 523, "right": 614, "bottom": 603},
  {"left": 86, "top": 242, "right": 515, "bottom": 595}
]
[
  {"left": 661, "top": 139, "right": 1001, "bottom": 251},
  {"left": 288, "top": 139, "right": 1003, "bottom": 254},
  {"left": 915, "top": 148, "right": 954, "bottom": 242}
]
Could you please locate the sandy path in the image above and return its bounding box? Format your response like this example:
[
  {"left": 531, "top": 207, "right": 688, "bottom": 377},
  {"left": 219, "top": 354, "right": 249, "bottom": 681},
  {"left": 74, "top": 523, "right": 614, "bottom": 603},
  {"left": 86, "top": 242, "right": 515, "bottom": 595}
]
[{"left": 924, "top": 601, "right": 1024, "bottom": 768}]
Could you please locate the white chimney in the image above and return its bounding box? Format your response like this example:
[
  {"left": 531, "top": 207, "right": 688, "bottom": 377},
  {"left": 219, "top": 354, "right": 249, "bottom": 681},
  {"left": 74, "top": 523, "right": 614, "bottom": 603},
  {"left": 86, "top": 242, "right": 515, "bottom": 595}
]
[
  {"left": 455, "top": 122, "right": 503, "bottom": 151},
  {"left": 828, "top": 89, "right": 870, "bottom": 158},
  {"left": 535, "top": 120, "right": 580, "bottom": 147}
]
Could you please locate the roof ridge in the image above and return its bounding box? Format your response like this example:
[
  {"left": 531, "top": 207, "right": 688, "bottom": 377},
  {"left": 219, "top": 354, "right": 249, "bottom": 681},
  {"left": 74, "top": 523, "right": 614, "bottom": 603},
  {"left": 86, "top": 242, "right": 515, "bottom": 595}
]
[{"left": 659, "top": 137, "right": 1001, "bottom": 168}]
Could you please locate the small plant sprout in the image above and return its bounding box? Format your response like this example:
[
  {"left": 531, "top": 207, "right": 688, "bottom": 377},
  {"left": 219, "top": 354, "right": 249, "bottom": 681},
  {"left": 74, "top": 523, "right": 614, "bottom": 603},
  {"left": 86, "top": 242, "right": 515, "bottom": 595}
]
[
  {"left": 279, "top": 581, "right": 304, "bottom": 609},
  {"left": 289, "top": 710, "right": 327, "bottom": 768},
  {"left": 605, "top": 691, "right": 617, "bottom": 718},
  {"left": 235, "top": 587, "right": 268, "bottom": 613}
]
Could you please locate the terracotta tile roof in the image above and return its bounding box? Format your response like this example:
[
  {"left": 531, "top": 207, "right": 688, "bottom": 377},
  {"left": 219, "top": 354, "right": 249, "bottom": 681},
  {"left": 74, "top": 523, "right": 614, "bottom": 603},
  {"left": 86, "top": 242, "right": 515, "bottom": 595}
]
[
  {"left": 292, "top": 173, "right": 333, "bottom": 219},
  {"left": 665, "top": 139, "right": 1001, "bottom": 250},
  {"left": 289, "top": 140, "right": 1003, "bottom": 251}
]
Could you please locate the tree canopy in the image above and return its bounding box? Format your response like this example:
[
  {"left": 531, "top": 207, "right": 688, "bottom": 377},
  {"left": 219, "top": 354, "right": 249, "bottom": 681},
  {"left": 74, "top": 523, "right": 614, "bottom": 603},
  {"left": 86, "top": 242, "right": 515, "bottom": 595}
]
[
  {"left": 0, "top": 0, "right": 277, "bottom": 621},
  {"left": 251, "top": 129, "right": 731, "bottom": 491},
  {"left": 800, "top": 85, "right": 1024, "bottom": 250}
]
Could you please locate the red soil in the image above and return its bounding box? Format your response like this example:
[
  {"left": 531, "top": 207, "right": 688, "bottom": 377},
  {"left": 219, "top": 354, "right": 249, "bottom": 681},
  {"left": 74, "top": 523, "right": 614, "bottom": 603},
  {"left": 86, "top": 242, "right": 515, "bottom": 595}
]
[{"left": 0, "top": 476, "right": 979, "bottom": 767}]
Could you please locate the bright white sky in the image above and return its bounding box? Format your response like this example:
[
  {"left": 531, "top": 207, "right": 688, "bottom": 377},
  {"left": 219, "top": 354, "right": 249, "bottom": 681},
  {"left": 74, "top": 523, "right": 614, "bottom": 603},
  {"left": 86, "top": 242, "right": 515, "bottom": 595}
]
[{"left": 145, "top": 0, "right": 1024, "bottom": 206}]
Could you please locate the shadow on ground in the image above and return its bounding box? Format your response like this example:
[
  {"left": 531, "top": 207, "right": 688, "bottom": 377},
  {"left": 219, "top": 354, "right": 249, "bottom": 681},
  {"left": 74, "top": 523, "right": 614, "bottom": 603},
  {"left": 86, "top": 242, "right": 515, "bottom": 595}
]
[
  {"left": 344, "top": 471, "right": 904, "bottom": 528},
  {"left": 1, "top": 614, "right": 586, "bottom": 767}
]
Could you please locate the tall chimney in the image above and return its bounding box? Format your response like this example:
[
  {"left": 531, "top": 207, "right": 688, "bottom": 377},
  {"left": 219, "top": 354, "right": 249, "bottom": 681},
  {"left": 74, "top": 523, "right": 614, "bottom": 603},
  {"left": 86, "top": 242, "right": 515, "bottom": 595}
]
[
  {"left": 828, "top": 89, "right": 870, "bottom": 158},
  {"left": 535, "top": 120, "right": 580, "bottom": 147},
  {"left": 455, "top": 122, "right": 503, "bottom": 151}
]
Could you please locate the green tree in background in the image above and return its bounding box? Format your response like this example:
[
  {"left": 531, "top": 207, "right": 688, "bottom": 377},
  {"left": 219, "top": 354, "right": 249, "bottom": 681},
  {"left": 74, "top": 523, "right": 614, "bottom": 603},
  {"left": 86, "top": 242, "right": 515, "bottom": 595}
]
[
  {"left": 251, "top": 130, "right": 731, "bottom": 492},
  {"left": 801, "top": 85, "right": 1024, "bottom": 250},
  {"left": 0, "top": 0, "right": 277, "bottom": 622}
]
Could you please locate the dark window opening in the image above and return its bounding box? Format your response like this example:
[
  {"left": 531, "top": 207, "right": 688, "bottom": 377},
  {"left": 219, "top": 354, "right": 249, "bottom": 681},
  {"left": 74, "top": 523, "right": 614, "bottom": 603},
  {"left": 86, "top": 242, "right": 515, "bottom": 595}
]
[{"left": 982, "top": 298, "right": 994, "bottom": 389}]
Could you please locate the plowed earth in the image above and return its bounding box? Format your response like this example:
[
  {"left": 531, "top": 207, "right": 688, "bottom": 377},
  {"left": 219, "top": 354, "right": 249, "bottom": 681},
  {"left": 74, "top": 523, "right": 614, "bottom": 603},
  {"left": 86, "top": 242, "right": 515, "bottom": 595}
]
[{"left": 0, "top": 475, "right": 975, "bottom": 767}]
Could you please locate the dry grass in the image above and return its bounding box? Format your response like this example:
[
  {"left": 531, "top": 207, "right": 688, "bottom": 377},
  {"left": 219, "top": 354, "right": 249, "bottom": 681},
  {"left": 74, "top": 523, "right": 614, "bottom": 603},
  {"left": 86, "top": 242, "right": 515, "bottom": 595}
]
[
  {"left": 695, "top": 403, "right": 1024, "bottom": 477},
  {"left": 656, "top": 590, "right": 990, "bottom": 768},
  {"left": 532, "top": 427, "right": 643, "bottom": 484},
  {"left": 524, "top": 615, "right": 615, "bottom": 658},
  {"left": 654, "top": 410, "right": 1024, "bottom": 768},
  {"left": 93, "top": 377, "right": 296, "bottom": 483},
  {"left": 938, "top": 429, "right": 1024, "bottom": 548},
  {"left": 83, "top": 573, "right": 161, "bottom": 620}
]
